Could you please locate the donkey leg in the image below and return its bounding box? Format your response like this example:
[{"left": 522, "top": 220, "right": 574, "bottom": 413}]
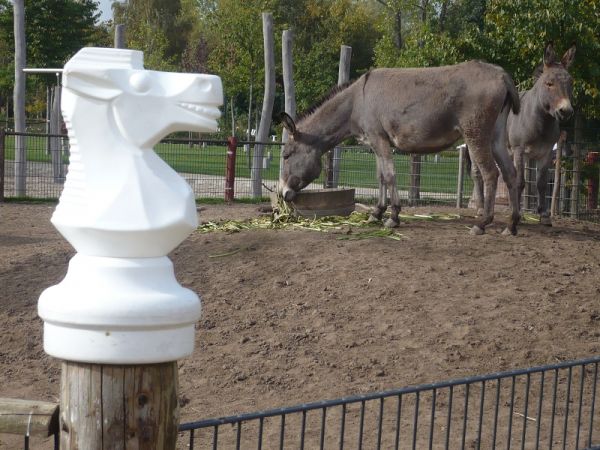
[
  {"left": 537, "top": 153, "right": 553, "bottom": 226},
  {"left": 469, "top": 153, "right": 485, "bottom": 216},
  {"left": 371, "top": 144, "right": 401, "bottom": 228},
  {"left": 368, "top": 156, "right": 388, "bottom": 223},
  {"left": 513, "top": 148, "right": 526, "bottom": 213},
  {"left": 491, "top": 122, "right": 520, "bottom": 235},
  {"left": 382, "top": 157, "right": 401, "bottom": 228},
  {"left": 465, "top": 139, "right": 498, "bottom": 235}
]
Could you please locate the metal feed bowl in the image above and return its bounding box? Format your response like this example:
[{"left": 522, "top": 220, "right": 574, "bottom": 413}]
[{"left": 272, "top": 188, "right": 356, "bottom": 218}]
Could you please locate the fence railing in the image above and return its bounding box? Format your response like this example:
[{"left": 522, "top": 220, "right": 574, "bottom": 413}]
[
  {"left": 1, "top": 131, "right": 599, "bottom": 221},
  {"left": 178, "top": 355, "right": 600, "bottom": 450}
]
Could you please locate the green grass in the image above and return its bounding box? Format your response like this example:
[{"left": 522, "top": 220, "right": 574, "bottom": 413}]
[{"left": 155, "top": 142, "right": 466, "bottom": 193}]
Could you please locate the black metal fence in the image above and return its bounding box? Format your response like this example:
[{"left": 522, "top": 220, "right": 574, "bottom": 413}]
[
  {"left": 178, "top": 356, "right": 600, "bottom": 450},
  {"left": 1, "top": 131, "right": 599, "bottom": 221}
]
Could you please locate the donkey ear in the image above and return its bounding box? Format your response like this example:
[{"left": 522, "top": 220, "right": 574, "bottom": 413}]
[
  {"left": 543, "top": 42, "right": 557, "bottom": 67},
  {"left": 561, "top": 43, "right": 576, "bottom": 69},
  {"left": 279, "top": 112, "right": 297, "bottom": 135}
]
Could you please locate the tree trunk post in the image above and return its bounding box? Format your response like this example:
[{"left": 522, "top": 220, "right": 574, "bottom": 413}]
[
  {"left": 326, "top": 45, "right": 352, "bottom": 189},
  {"left": 571, "top": 113, "right": 584, "bottom": 218},
  {"left": 551, "top": 131, "right": 566, "bottom": 217},
  {"left": 0, "top": 128, "right": 5, "bottom": 203},
  {"left": 13, "top": 0, "right": 26, "bottom": 197},
  {"left": 114, "top": 24, "right": 126, "bottom": 49},
  {"left": 59, "top": 361, "right": 179, "bottom": 449},
  {"left": 280, "top": 29, "right": 296, "bottom": 179},
  {"left": 409, "top": 154, "right": 421, "bottom": 205},
  {"left": 586, "top": 152, "right": 599, "bottom": 210},
  {"left": 252, "top": 12, "right": 275, "bottom": 198},
  {"left": 456, "top": 145, "right": 466, "bottom": 208}
]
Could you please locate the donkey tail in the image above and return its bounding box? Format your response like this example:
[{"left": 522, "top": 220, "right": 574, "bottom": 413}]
[{"left": 502, "top": 72, "right": 520, "bottom": 115}]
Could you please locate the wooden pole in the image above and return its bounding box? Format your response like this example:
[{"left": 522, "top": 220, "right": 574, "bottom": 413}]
[
  {"left": 60, "top": 361, "right": 178, "bottom": 449},
  {"left": 251, "top": 12, "right": 275, "bottom": 198},
  {"left": 409, "top": 154, "right": 421, "bottom": 205},
  {"left": 0, "top": 398, "right": 59, "bottom": 437},
  {"left": 551, "top": 131, "right": 566, "bottom": 217},
  {"left": 114, "top": 24, "right": 126, "bottom": 49},
  {"left": 0, "top": 129, "right": 5, "bottom": 203},
  {"left": 456, "top": 145, "right": 465, "bottom": 208},
  {"left": 326, "top": 45, "right": 352, "bottom": 189},
  {"left": 570, "top": 112, "right": 584, "bottom": 218},
  {"left": 13, "top": 0, "right": 26, "bottom": 196},
  {"left": 225, "top": 136, "right": 237, "bottom": 202},
  {"left": 280, "top": 29, "right": 296, "bottom": 178}
]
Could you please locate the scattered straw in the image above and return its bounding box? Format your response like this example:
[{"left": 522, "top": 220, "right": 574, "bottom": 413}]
[{"left": 198, "top": 193, "right": 460, "bottom": 241}]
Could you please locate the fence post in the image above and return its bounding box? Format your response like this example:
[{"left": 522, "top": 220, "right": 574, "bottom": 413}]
[
  {"left": 456, "top": 145, "right": 465, "bottom": 209},
  {"left": 326, "top": 45, "right": 352, "bottom": 189},
  {"left": 0, "top": 129, "right": 4, "bottom": 202},
  {"left": 409, "top": 154, "right": 421, "bottom": 205},
  {"left": 551, "top": 134, "right": 565, "bottom": 217},
  {"left": 281, "top": 29, "right": 296, "bottom": 180},
  {"left": 252, "top": 12, "right": 276, "bottom": 198},
  {"left": 225, "top": 136, "right": 237, "bottom": 202},
  {"left": 114, "top": 24, "right": 126, "bottom": 49},
  {"left": 586, "top": 152, "right": 599, "bottom": 210}
]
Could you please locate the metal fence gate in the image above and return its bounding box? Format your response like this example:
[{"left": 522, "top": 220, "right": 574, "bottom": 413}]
[
  {"left": 178, "top": 356, "right": 600, "bottom": 450},
  {"left": 1, "top": 130, "right": 599, "bottom": 221}
]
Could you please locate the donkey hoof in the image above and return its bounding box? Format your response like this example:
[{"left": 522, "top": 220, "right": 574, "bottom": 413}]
[
  {"left": 384, "top": 218, "right": 400, "bottom": 228},
  {"left": 501, "top": 227, "right": 516, "bottom": 236},
  {"left": 540, "top": 216, "right": 552, "bottom": 226},
  {"left": 469, "top": 225, "right": 484, "bottom": 235},
  {"left": 367, "top": 215, "right": 382, "bottom": 224}
]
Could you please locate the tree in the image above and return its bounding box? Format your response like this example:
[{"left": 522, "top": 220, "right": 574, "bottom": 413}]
[
  {"left": 113, "top": 0, "right": 194, "bottom": 70},
  {"left": 483, "top": 0, "right": 600, "bottom": 120},
  {"left": 0, "top": 0, "right": 107, "bottom": 118}
]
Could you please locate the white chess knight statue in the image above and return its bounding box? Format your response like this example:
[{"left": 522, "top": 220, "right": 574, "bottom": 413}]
[{"left": 38, "top": 47, "right": 223, "bottom": 363}]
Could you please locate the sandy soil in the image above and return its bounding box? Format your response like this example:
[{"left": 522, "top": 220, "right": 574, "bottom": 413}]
[{"left": 1, "top": 202, "right": 600, "bottom": 449}]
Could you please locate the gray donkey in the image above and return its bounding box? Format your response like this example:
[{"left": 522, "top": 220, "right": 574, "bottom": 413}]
[
  {"left": 280, "top": 61, "right": 522, "bottom": 235},
  {"left": 470, "top": 43, "right": 576, "bottom": 226}
]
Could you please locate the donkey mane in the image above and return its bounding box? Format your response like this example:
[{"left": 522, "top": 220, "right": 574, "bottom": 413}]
[{"left": 296, "top": 79, "right": 357, "bottom": 123}]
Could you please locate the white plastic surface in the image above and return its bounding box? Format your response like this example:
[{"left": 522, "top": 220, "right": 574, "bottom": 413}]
[
  {"left": 38, "top": 48, "right": 222, "bottom": 363},
  {"left": 53, "top": 47, "right": 222, "bottom": 257},
  {"left": 39, "top": 254, "right": 201, "bottom": 363}
]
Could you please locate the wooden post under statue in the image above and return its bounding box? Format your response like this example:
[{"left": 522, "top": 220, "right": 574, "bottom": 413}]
[{"left": 60, "top": 362, "right": 178, "bottom": 449}]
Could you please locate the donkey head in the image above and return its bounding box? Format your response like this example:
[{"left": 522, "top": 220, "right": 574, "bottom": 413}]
[
  {"left": 62, "top": 48, "right": 222, "bottom": 147},
  {"left": 279, "top": 113, "right": 323, "bottom": 201},
  {"left": 533, "top": 43, "right": 576, "bottom": 121}
]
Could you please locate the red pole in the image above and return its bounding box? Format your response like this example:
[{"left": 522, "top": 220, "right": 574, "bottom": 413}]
[
  {"left": 225, "top": 136, "right": 237, "bottom": 202},
  {"left": 586, "top": 152, "right": 599, "bottom": 210}
]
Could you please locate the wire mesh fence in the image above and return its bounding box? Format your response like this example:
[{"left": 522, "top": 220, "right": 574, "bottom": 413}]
[
  {"left": 178, "top": 356, "right": 600, "bottom": 450},
  {"left": 2, "top": 131, "right": 599, "bottom": 222}
]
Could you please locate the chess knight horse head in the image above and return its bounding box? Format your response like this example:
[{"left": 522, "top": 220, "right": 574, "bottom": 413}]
[{"left": 53, "top": 47, "right": 223, "bottom": 257}]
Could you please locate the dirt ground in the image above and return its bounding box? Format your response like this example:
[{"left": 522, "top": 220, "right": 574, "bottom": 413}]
[{"left": 1, "top": 202, "right": 600, "bottom": 449}]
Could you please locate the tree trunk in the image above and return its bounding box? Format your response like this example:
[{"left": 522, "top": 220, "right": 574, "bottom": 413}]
[
  {"left": 570, "top": 112, "right": 584, "bottom": 218},
  {"left": 251, "top": 12, "right": 275, "bottom": 198},
  {"left": 13, "top": 0, "right": 26, "bottom": 196},
  {"left": 60, "top": 361, "right": 179, "bottom": 449},
  {"left": 281, "top": 29, "right": 296, "bottom": 178},
  {"left": 114, "top": 24, "right": 126, "bottom": 49},
  {"left": 326, "top": 45, "right": 352, "bottom": 189}
]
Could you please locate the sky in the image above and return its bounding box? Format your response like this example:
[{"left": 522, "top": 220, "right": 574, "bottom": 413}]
[{"left": 97, "top": 0, "right": 120, "bottom": 23}]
